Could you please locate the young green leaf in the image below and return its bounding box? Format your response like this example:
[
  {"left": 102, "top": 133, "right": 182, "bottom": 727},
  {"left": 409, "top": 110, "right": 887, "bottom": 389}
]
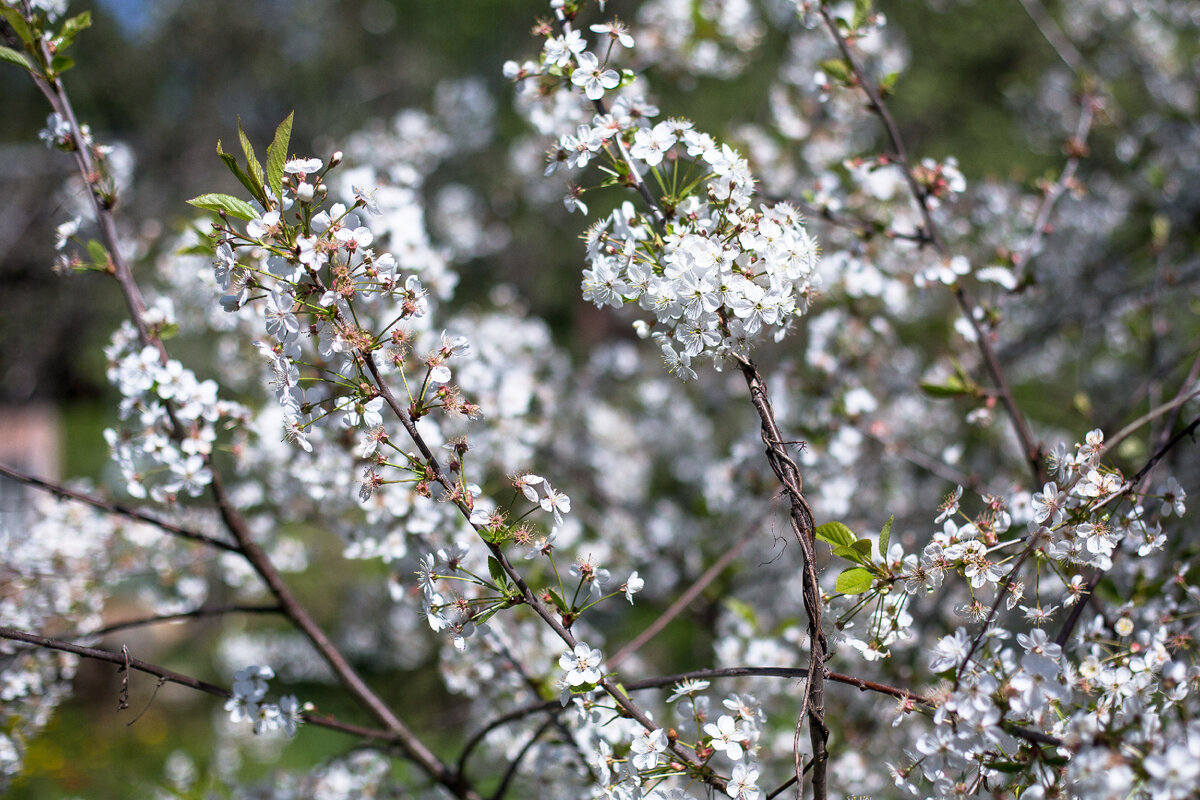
[
  {"left": 473, "top": 605, "right": 503, "bottom": 626},
  {"left": 478, "top": 526, "right": 509, "bottom": 545},
  {"left": 816, "top": 521, "right": 857, "bottom": 549},
  {"left": 487, "top": 556, "right": 509, "bottom": 591},
  {"left": 546, "top": 588, "right": 568, "bottom": 614},
  {"left": 832, "top": 545, "right": 870, "bottom": 567},
  {"left": 265, "top": 111, "right": 294, "bottom": 203},
  {"left": 818, "top": 58, "right": 851, "bottom": 85},
  {"left": 48, "top": 54, "right": 74, "bottom": 77},
  {"left": 237, "top": 116, "right": 265, "bottom": 195},
  {"left": 879, "top": 514, "right": 894, "bottom": 557},
  {"left": 0, "top": 9, "right": 34, "bottom": 46},
  {"left": 919, "top": 375, "right": 973, "bottom": 398},
  {"left": 186, "top": 193, "right": 258, "bottom": 221},
  {"left": 836, "top": 566, "right": 874, "bottom": 595},
  {"left": 878, "top": 71, "right": 900, "bottom": 96},
  {"left": 85, "top": 239, "right": 108, "bottom": 268},
  {"left": 0, "top": 45, "right": 32, "bottom": 71},
  {"left": 216, "top": 140, "right": 263, "bottom": 203},
  {"left": 852, "top": 0, "right": 872, "bottom": 29},
  {"left": 52, "top": 10, "right": 92, "bottom": 54}
]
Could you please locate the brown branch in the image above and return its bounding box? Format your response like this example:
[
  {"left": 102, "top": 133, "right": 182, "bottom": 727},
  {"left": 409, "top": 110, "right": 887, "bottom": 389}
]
[
  {"left": 0, "top": 462, "right": 241, "bottom": 553},
  {"left": 1014, "top": 94, "right": 1097, "bottom": 284},
  {"left": 736, "top": 358, "right": 829, "bottom": 800},
  {"left": 0, "top": 626, "right": 408, "bottom": 744},
  {"left": 456, "top": 661, "right": 1062, "bottom": 774},
  {"left": 13, "top": 33, "right": 478, "bottom": 799},
  {"left": 207, "top": 469, "right": 478, "bottom": 797},
  {"left": 490, "top": 716, "right": 559, "bottom": 800},
  {"left": 363, "top": 353, "right": 715, "bottom": 787},
  {"left": 819, "top": 6, "right": 1046, "bottom": 487},
  {"left": 1, "top": 625, "right": 228, "bottom": 695},
  {"left": 1054, "top": 411, "right": 1200, "bottom": 648},
  {"left": 85, "top": 604, "right": 283, "bottom": 637},
  {"left": 608, "top": 510, "right": 764, "bottom": 669},
  {"left": 955, "top": 542, "right": 1037, "bottom": 686},
  {"left": 857, "top": 424, "right": 978, "bottom": 491}
]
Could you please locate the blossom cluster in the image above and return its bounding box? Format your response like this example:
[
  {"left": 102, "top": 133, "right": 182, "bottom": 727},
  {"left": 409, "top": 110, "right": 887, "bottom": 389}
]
[
  {"left": 223, "top": 664, "right": 303, "bottom": 737},
  {"left": 103, "top": 299, "right": 248, "bottom": 501},
  {"left": 507, "top": 14, "right": 821, "bottom": 379}
]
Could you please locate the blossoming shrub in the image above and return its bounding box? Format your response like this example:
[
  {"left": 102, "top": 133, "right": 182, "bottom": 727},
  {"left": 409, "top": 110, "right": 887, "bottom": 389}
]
[{"left": 2, "top": 1, "right": 1199, "bottom": 798}]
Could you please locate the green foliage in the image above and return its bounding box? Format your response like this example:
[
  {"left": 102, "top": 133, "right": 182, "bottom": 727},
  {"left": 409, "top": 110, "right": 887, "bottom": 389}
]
[
  {"left": 919, "top": 360, "right": 980, "bottom": 399},
  {"left": 835, "top": 566, "right": 874, "bottom": 595},
  {"left": 85, "top": 239, "right": 108, "bottom": 269},
  {"left": 0, "top": 44, "right": 32, "bottom": 71},
  {"left": 816, "top": 517, "right": 895, "bottom": 595},
  {"left": 51, "top": 12, "right": 92, "bottom": 58},
  {"left": 265, "top": 112, "right": 294, "bottom": 204},
  {"left": 237, "top": 116, "right": 265, "bottom": 201},
  {"left": 185, "top": 192, "right": 258, "bottom": 221},
  {"left": 0, "top": 8, "right": 34, "bottom": 46}
]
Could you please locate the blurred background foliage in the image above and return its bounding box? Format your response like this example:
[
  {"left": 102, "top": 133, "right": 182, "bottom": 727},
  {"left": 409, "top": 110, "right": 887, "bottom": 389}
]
[{"left": 0, "top": 0, "right": 1139, "bottom": 796}]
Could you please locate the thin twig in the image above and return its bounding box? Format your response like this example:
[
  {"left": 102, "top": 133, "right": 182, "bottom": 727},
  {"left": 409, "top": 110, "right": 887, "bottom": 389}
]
[
  {"left": 1015, "top": 95, "right": 1097, "bottom": 284},
  {"left": 819, "top": 5, "right": 1046, "bottom": 487},
  {"left": 0, "top": 462, "right": 241, "bottom": 553},
  {"left": 608, "top": 510, "right": 765, "bottom": 669},
  {"left": 857, "top": 425, "right": 978, "bottom": 490},
  {"left": 363, "top": 353, "right": 716, "bottom": 787},
  {"left": 85, "top": 604, "right": 283, "bottom": 637},
  {"left": 1101, "top": 384, "right": 1200, "bottom": 463},
  {"left": 490, "top": 716, "right": 559, "bottom": 800},
  {"left": 1054, "top": 411, "right": 1200, "bottom": 648},
  {"left": 13, "top": 33, "right": 478, "bottom": 798},
  {"left": 1016, "top": 0, "right": 1088, "bottom": 77},
  {"left": 736, "top": 358, "right": 829, "bottom": 800},
  {"left": 0, "top": 626, "right": 404, "bottom": 744}
]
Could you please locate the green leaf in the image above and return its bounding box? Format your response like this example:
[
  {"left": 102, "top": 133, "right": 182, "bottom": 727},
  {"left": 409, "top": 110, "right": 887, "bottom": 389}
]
[
  {"left": 546, "top": 589, "right": 568, "bottom": 614},
  {"left": 473, "top": 605, "right": 503, "bottom": 626},
  {"left": 851, "top": 0, "right": 872, "bottom": 29},
  {"left": 723, "top": 597, "right": 759, "bottom": 627},
  {"left": 487, "top": 556, "right": 509, "bottom": 590},
  {"left": 479, "top": 526, "right": 508, "bottom": 545},
  {"left": 85, "top": 239, "right": 108, "bottom": 268},
  {"left": 264, "top": 111, "right": 294, "bottom": 204},
  {"left": 176, "top": 241, "right": 213, "bottom": 257},
  {"left": 216, "top": 140, "right": 263, "bottom": 204},
  {"left": 0, "top": 9, "right": 34, "bottom": 46},
  {"left": 836, "top": 567, "right": 874, "bottom": 595},
  {"left": 919, "top": 375, "right": 973, "bottom": 398},
  {"left": 851, "top": 539, "right": 872, "bottom": 557},
  {"left": 832, "top": 545, "right": 870, "bottom": 568},
  {"left": 237, "top": 116, "right": 265, "bottom": 196},
  {"left": 878, "top": 71, "right": 900, "bottom": 96},
  {"left": 186, "top": 193, "right": 259, "bottom": 221},
  {"left": 879, "top": 515, "right": 894, "bottom": 557},
  {"left": 48, "top": 53, "right": 74, "bottom": 76},
  {"left": 53, "top": 10, "right": 91, "bottom": 53},
  {"left": 176, "top": 228, "right": 218, "bottom": 257},
  {"left": 818, "top": 58, "right": 850, "bottom": 85},
  {"left": 0, "top": 45, "right": 32, "bottom": 71},
  {"left": 816, "top": 521, "right": 857, "bottom": 549}
]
